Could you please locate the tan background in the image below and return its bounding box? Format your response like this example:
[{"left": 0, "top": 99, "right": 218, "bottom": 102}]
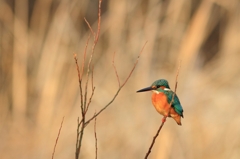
[{"left": 0, "top": 0, "right": 240, "bottom": 158}]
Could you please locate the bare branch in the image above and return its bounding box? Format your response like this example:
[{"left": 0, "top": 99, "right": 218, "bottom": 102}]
[
  {"left": 94, "top": 113, "right": 98, "bottom": 159},
  {"left": 170, "top": 60, "right": 181, "bottom": 105},
  {"left": 121, "top": 41, "right": 148, "bottom": 87},
  {"left": 75, "top": 1, "right": 102, "bottom": 158},
  {"left": 76, "top": 117, "right": 86, "bottom": 159},
  {"left": 112, "top": 52, "right": 121, "bottom": 88},
  {"left": 52, "top": 117, "right": 65, "bottom": 159},
  {"left": 84, "top": 18, "right": 95, "bottom": 38},
  {"left": 91, "top": 65, "right": 94, "bottom": 90},
  {"left": 80, "top": 34, "right": 91, "bottom": 79},
  {"left": 74, "top": 54, "right": 81, "bottom": 82},
  {"left": 95, "top": 0, "right": 102, "bottom": 43},
  {"left": 74, "top": 55, "right": 84, "bottom": 114},
  {"left": 76, "top": 118, "right": 80, "bottom": 157},
  {"left": 85, "top": 66, "right": 95, "bottom": 114},
  {"left": 84, "top": 88, "right": 121, "bottom": 126},
  {"left": 144, "top": 122, "right": 164, "bottom": 159},
  {"left": 85, "top": 87, "right": 95, "bottom": 114},
  {"left": 75, "top": 117, "right": 83, "bottom": 159},
  {"left": 84, "top": 0, "right": 101, "bottom": 43},
  {"left": 84, "top": 42, "right": 147, "bottom": 126}
]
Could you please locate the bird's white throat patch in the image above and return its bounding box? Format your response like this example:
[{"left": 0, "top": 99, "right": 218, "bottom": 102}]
[
  {"left": 152, "top": 88, "right": 171, "bottom": 94},
  {"left": 152, "top": 90, "right": 160, "bottom": 94},
  {"left": 163, "top": 88, "right": 171, "bottom": 91}
]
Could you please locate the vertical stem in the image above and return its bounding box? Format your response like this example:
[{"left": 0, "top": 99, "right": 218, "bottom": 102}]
[
  {"left": 75, "top": 118, "right": 81, "bottom": 159},
  {"left": 77, "top": 118, "right": 85, "bottom": 158}
]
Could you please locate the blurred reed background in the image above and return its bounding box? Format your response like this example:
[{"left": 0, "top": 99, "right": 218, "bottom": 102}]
[{"left": 0, "top": 0, "right": 240, "bottom": 158}]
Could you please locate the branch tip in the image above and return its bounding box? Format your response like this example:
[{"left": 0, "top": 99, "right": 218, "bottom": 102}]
[{"left": 52, "top": 117, "right": 65, "bottom": 159}]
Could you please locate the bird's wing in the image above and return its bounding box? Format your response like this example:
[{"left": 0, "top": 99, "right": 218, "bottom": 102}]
[{"left": 165, "top": 90, "right": 184, "bottom": 117}]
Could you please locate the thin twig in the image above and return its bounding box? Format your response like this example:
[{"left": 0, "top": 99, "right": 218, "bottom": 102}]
[
  {"left": 84, "top": 18, "right": 95, "bottom": 38},
  {"left": 76, "top": 118, "right": 80, "bottom": 152},
  {"left": 91, "top": 65, "right": 94, "bottom": 90},
  {"left": 85, "top": 65, "right": 95, "bottom": 114},
  {"left": 170, "top": 61, "right": 181, "bottom": 105},
  {"left": 144, "top": 61, "right": 181, "bottom": 159},
  {"left": 77, "top": 115, "right": 86, "bottom": 158},
  {"left": 80, "top": 34, "right": 91, "bottom": 79},
  {"left": 74, "top": 55, "right": 84, "bottom": 116},
  {"left": 52, "top": 117, "right": 65, "bottom": 159},
  {"left": 85, "top": 87, "right": 95, "bottom": 114},
  {"left": 95, "top": 0, "right": 102, "bottom": 43},
  {"left": 86, "top": 68, "right": 94, "bottom": 111},
  {"left": 121, "top": 41, "right": 148, "bottom": 87},
  {"left": 84, "top": 88, "right": 121, "bottom": 127},
  {"left": 112, "top": 52, "right": 120, "bottom": 88},
  {"left": 94, "top": 113, "right": 98, "bottom": 159},
  {"left": 144, "top": 122, "right": 164, "bottom": 159},
  {"left": 75, "top": 52, "right": 87, "bottom": 158}
]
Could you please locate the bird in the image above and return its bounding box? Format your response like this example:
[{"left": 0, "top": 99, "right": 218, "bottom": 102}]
[{"left": 136, "top": 79, "right": 184, "bottom": 125}]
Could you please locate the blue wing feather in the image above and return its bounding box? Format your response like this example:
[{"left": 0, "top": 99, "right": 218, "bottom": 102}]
[{"left": 165, "top": 91, "right": 184, "bottom": 117}]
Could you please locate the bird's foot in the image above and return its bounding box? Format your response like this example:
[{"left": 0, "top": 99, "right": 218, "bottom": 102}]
[{"left": 162, "top": 117, "right": 166, "bottom": 123}]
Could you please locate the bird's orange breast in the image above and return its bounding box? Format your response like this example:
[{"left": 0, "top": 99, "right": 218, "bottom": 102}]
[
  {"left": 151, "top": 92, "right": 170, "bottom": 117},
  {"left": 151, "top": 92, "right": 182, "bottom": 125}
]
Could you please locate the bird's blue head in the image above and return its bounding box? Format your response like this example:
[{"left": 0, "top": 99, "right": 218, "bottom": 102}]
[{"left": 137, "top": 79, "right": 170, "bottom": 93}]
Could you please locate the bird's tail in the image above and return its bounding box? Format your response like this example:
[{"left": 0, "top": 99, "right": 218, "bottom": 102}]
[{"left": 173, "top": 116, "right": 182, "bottom": 126}]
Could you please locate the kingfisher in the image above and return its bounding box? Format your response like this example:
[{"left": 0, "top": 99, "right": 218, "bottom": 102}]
[{"left": 137, "top": 79, "right": 184, "bottom": 125}]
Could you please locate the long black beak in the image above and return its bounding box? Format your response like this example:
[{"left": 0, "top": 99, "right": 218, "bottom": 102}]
[{"left": 136, "top": 86, "right": 153, "bottom": 93}]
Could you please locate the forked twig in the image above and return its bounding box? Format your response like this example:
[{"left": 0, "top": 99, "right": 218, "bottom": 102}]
[
  {"left": 84, "top": 18, "right": 95, "bottom": 38},
  {"left": 144, "top": 61, "right": 181, "bottom": 159},
  {"left": 52, "top": 117, "right": 65, "bottom": 159},
  {"left": 84, "top": 42, "right": 147, "bottom": 126}
]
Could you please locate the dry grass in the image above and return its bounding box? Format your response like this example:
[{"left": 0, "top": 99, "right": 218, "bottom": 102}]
[{"left": 0, "top": 0, "right": 240, "bottom": 159}]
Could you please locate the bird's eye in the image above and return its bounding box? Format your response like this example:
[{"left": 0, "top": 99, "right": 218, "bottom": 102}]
[
  {"left": 152, "top": 85, "right": 157, "bottom": 89},
  {"left": 156, "top": 85, "right": 160, "bottom": 88}
]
